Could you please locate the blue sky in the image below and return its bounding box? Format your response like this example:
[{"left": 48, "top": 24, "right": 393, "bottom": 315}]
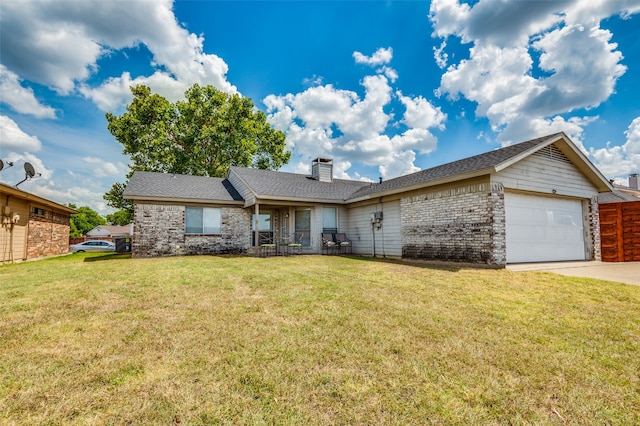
[{"left": 1, "top": 0, "right": 639, "bottom": 214}]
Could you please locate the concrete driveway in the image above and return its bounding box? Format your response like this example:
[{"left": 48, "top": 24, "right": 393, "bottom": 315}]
[{"left": 507, "top": 261, "right": 640, "bottom": 286}]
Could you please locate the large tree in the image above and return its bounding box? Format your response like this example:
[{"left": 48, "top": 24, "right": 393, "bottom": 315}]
[
  {"left": 106, "top": 209, "right": 132, "bottom": 226},
  {"left": 68, "top": 204, "right": 107, "bottom": 237},
  {"left": 104, "top": 84, "right": 290, "bottom": 211}
]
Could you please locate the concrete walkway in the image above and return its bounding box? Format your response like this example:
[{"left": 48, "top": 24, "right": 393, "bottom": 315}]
[{"left": 507, "top": 261, "right": 640, "bottom": 286}]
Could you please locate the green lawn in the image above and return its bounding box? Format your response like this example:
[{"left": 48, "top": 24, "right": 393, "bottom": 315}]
[{"left": 1, "top": 253, "right": 639, "bottom": 425}]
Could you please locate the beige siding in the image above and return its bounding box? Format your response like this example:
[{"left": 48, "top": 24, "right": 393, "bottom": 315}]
[
  {"left": 1, "top": 199, "right": 28, "bottom": 262},
  {"left": 347, "top": 200, "right": 401, "bottom": 257},
  {"left": 1, "top": 224, "right": 27, "bottom": 262},
  {"left": 337, "top": 206, "right": 349, "bottom": 232},
  {"left": 494, "top": 145, "right": 598, "bottom": 198}
]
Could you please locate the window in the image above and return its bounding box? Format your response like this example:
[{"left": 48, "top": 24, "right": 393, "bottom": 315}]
[
  {"left": 185, "top": 207, "right": 221, "bottom": 234},
  {"left": 32, "top": 207, "right": 47, "bottom": 216},
  {"left": 295, "top": 209, "right": 311, "bottom": 247},
  {"left": 322, "top": 207, "right": 337, "bottom": 234}
]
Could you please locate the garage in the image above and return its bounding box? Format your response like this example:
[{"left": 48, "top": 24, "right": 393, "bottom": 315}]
[{"left": 505, "top": 192, "right": 586, "bottom": 263}]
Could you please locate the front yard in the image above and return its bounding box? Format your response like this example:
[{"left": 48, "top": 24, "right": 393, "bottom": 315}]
[{"left": 1, "top": 254, "right": 639, "bottom": 424}]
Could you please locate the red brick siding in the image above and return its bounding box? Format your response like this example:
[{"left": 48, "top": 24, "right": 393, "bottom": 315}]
[{"left": 27, "top": 210, "right": 71, "bottom": 259}]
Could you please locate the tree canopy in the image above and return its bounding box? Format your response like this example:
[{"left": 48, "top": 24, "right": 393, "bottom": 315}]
[
  {"left": 104, "top": 84, "right": 290, "bottom": 212},
  {"left": 68, "top": 204, "right": 106, "bottom": 237},
  {"left": 106, "top": 209, "right": 132, "bottom": 226}
]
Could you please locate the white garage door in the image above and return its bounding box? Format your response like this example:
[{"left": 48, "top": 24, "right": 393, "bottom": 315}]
[{"left": 505, "top": 193, "right": 586, "bottom": 263}]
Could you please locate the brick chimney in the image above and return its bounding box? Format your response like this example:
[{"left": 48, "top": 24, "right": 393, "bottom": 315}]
[
  {"left": 629, "top": 173, "right": 639, "bottom": 190},
  {"left": 312, "top": 158, "right": 333, "bottom": 182}
]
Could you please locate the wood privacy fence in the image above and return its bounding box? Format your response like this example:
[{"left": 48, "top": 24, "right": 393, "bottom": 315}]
[{"left": 599, "top": 200, "right": 640, "bottom": 262}]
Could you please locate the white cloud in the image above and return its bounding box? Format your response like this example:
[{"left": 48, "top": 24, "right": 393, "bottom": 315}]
[
  {"left": 398, "top": 91, "right": 446, "bottom": 130},
  {"left": 0, "top": 0, "right": 235, "bottom": 110},
  {"left": 527, "top": 24, "right": 626, "bottom": 114},
  {"left": 381, "top": 66, "right": 399, "bottom": 83},
  {"left": 83, "top": 156, "right": 121, "bottom": 178},
  {"left": 265, "top": 56, "right": 446, "bottom": 179},
  {"left": 0, "top": 65, "right": 57, "bottom": 119},
  {"left": 302, "top": 75, "right": 324, "bottom": 86},
  {"left": 590, "top": 117, "right": 640, "bottom": 178},
  {"left": 433, "top": 41, "right": 448, "bottom": 69},
  {"left": 78, "top": 71, "right": 188, "bottom": 112},
  {"left": 353, "top": 48, "right": 398, "bottom": 84},
  {"left": 353, "top": 47, "right": 393, "bottom": 66},
  {"left": 23, "top": 180, "right": 110, "bottom": 213},
  {"left": 332, "top": 160, "right": 352, "bottom": 180},
  {"left": 0, "top": 116, "right": 42, "bottom": 152},
  {"left": 429, "top": 0, "right": 639, "bottom": 146}
]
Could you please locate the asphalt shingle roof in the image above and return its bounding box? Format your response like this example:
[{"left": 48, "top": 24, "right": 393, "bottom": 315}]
[
  {"left": 123, "top": 171, "right": 243, "bottom": 202},
  {"left": 229, "top": 166, "right": 370, "bottom": 201},
  {"left": 124, "top": 133, "right": 589, "bottom": 204},
  {"left": 348, "top": 133, "right": 562, "bottom": 199}
]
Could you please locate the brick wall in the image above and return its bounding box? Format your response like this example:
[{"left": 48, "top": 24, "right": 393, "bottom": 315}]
[
  {"left": 401, "top": 182, "right": 506, "bottom": 265},
  {"left": 27, "top": 210, "right": 71, "bottom": 259},
  {"left": 133, "top": 203, "right": 251, "bottom": 257}
]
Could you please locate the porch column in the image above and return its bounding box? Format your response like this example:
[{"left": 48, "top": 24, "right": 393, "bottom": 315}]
[{"left": 254, "top": 203, "right": 260, "bottom": 247}]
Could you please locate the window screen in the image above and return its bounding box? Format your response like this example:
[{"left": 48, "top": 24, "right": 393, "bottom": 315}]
[
  {"left": 185, "top": 207, "right": 221, "bottom": 234},
  {"left": 322, "top": 207, "right": 337, "bottom": 233}
]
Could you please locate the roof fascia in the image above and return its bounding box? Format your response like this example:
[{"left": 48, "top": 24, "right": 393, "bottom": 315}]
[
  {"left": 243, "top": 195, "right": 348, "bottom": 208},
  {"left": 347, "top": 167, "right": 496, "bottom": 203},
  {"left": 1, "top": 183, "right": 78, "bottom": 214}
]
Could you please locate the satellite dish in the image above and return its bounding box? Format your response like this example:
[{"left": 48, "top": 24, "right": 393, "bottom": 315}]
[
  {"left": 24, "top": 162, "right": 35, "bottom": 178},
  {"left": 0, "top": 159, "right": 13, "bottom": 172}
]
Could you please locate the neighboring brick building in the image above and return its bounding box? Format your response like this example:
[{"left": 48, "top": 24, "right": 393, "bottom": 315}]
[
  {"left": 1, "top": 182, "right": 77, "bottom": 263},
  {"left": 124, "top": 133, "right": 614, "bottom": 266}
]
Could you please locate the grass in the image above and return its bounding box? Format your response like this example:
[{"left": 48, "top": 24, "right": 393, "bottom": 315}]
[{"left": 1, "top": 253, "right": 639, "bottom": 425}]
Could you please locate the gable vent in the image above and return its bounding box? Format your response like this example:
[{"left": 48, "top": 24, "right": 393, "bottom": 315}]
[{"left": 533, "top": 144, "right": 572, "bottom": 165}]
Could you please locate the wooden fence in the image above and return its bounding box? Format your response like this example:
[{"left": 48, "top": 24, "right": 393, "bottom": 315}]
[{"left": 599, "top": 200, "right": 640, "bottom": 262}]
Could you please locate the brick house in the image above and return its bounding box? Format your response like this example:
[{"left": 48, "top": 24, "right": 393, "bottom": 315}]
[
  {"left": 123, "top": 132, "right": 613, "bottom": 266},
  {"left": 1, "top": 182, "right": 77, "bottom": 263}
]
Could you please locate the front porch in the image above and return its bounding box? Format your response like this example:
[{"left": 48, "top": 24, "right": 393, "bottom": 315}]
[{"left": 248, "top": 203, "right": 349, "bottom": 256}]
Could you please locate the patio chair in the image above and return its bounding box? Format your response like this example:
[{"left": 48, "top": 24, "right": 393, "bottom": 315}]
[
  {"left": 259, "top": 233, "right": 276, "bottom": 257},
  {"left": 321, "top": 233, "right": 338, "bottom": 255},
  {"left": 334, "top": 233, "right": 352, "bottom": 254},
  {"left": 286, "top": 232, "right": 304, "bottom": 255}
]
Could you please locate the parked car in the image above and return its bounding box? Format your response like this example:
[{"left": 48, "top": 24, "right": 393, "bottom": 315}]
[{"left": 70, "top": 240, "right": 116, "bottom": 253}]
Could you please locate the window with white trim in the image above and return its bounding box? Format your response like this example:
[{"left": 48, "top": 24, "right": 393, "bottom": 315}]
[
  {"left": 322, "top": 207, "right": 337, "bottom": 234},
  {"left": 185, "top": 207, "right": 221, "bottom": 234}
]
